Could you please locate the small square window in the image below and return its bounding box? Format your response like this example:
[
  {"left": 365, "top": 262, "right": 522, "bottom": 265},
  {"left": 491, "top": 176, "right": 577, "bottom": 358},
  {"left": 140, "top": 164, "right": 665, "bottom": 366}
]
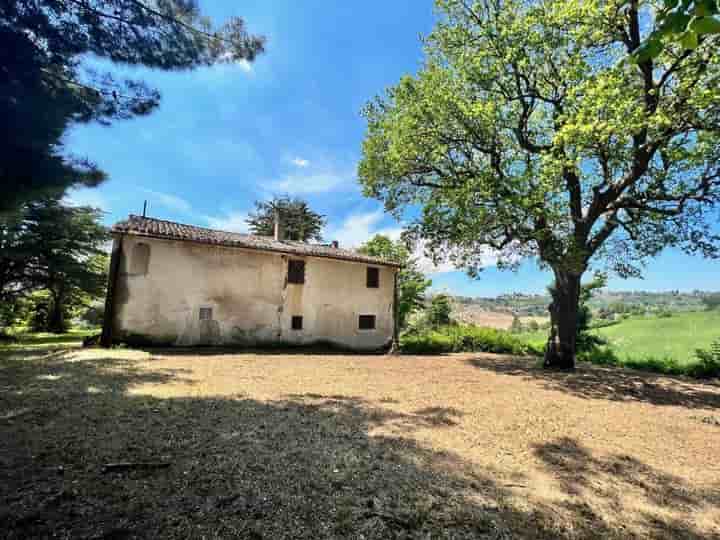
[
  {"left": 199, "top": 307, "right": 213, "bottom": 321},
  {"left": 291, "top": 315, "right": 303, "bottom": 330},
  {"left": 366, "top": 267, "right": 379, "bottom": 288},
  {"left": 358, "top": 314, "right": 376, "bottom": 330},
  {"left": 288, "top": 260, "right": 305, "bottom": 284}
]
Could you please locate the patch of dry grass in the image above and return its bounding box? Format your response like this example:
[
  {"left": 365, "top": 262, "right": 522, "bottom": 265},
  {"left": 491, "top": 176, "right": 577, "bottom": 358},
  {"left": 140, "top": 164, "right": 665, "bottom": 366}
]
[{"left": 1, "top": 347, "right": 719, "bottom": 539}]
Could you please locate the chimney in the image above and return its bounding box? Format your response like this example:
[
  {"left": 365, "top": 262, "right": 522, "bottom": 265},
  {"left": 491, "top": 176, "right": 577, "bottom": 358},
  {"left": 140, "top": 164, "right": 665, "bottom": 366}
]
[
  {"left": 273, "top": 209, "right": 281, "bottom": 241},
  {"left": 331, "top": 240, "right": 339, "bottom": 248}
]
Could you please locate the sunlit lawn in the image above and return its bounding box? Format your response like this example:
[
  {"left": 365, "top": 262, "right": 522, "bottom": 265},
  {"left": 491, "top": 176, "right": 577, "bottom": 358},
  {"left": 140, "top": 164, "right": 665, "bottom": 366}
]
[{"left": 0, "top": 328, "right": 99, "bottom": 350}]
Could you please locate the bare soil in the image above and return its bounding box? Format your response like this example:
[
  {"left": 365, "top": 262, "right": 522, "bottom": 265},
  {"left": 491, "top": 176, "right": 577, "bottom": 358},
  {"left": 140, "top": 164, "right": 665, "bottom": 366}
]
[{"left": 1, "top": 348, "right": 719, "bottom": 539}]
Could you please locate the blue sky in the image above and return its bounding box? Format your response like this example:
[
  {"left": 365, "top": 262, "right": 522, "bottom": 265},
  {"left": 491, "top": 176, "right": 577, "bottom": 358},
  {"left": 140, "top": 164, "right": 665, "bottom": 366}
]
[{"left": 65, "top": 0, "right": 719, "bottom": 296}]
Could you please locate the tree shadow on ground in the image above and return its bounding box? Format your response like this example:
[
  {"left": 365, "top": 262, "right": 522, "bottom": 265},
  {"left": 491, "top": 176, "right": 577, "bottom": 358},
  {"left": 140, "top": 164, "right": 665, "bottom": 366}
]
[
  {"left": 0, "top": 348, "right": 715, "bottom": 539},
  {"left": 466, "top": 355, "right": 720, "bottom": 409},
  {"left": 533, "top": 437, "right": 720, "bottom": 539}
]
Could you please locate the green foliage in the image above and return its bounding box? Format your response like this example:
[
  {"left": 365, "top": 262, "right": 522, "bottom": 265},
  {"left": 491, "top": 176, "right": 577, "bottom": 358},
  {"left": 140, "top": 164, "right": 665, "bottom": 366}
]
[
  {"left": 510, "top": 315, "right": 524, "bottom": 334},
  {"left": 401, "top": 324, "right": 540, "bottom": 356},
  {"left": 2, "top": 1, "right": 265, "bottom": 213},
  {"left": 247, "top": 196, "right": 326, "bottom": 242},
  {"left": 0, "top": 199, "right": 109, "bottom": 333},
  {"left": 358, "top": 234, "right": 432, "bottom": 328},
  {"left": 359, "top": 0, "right": 720, "bottom": 362},
  {"left": 637, "top": 0, "right": 720, "bottom": 61},
  {"left": 427, "top": 294, "right": 453, "bottom": 327},
  {"left": 578, "top": 344, "right": 720, "bottom": 379}
]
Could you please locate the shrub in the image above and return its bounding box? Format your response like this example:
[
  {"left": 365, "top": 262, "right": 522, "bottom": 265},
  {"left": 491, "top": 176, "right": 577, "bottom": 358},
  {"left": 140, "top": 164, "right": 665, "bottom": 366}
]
[
  {"left": 693, "top": 340, "right": 720, "bottom": 379},
  {"left": 427, "top": 294, "right": 453, "bottom": 327},
  {"left": 401, "top": 324, "right": 541, "bottom": 356}
]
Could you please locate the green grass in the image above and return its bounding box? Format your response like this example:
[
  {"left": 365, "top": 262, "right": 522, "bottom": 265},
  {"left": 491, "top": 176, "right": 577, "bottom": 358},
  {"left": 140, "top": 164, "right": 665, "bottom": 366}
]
[
  {"left": 516, "top": 310, "right": 720, "bottom": 377},
  {"left": 592, "top": 310, "right": 720, "bottom": 364},
  {"left": 0, "top": 328, "right": 99, "bottom": 349}
]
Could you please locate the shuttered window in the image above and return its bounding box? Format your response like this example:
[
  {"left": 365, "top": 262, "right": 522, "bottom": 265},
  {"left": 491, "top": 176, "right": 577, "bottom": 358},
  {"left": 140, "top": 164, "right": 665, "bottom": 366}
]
[
  {"left": 358, "top": 314, "right": 376, "bottom": 330},
  {"left": 288, "top": 260, "right": 305, "bottom": 284},
  {"left": 366, "top": 267, "right": 379, "bottom": 288},
  {"left": 199, "top": 307, "right": 213, "bottom": 321}
]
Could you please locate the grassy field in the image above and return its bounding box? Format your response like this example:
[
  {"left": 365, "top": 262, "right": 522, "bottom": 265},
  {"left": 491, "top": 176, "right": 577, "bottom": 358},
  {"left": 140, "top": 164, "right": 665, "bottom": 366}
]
[
  {"left": 519, "top": 310, "right": 720, "bottom": 370},
  {"left": 595, "top": 310, "right": 720, "bottom": 363},
  {"left": 2, "top": 346, "right": 719, "bottom": 538}
]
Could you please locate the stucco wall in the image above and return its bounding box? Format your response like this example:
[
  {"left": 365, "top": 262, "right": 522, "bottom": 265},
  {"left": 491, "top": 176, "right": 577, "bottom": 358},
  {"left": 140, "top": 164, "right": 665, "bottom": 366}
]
[{"left": 111, "top": 235, "right": 396, "bottom": 350}]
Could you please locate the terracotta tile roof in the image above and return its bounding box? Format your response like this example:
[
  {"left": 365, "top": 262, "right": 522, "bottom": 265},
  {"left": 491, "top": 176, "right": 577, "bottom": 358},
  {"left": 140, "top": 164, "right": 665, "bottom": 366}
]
[{"left": 111, "top": 215, "right": 402, "bottom": 268}]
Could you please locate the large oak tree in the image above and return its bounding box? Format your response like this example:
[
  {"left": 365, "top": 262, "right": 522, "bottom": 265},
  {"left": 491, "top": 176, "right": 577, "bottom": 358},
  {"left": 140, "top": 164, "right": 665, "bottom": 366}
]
[{"left": 359, "top": 0, "right": 720, "bottom": 368}]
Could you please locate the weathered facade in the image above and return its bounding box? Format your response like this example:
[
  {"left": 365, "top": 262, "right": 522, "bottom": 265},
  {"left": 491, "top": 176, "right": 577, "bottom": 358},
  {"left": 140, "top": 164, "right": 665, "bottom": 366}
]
[{"left": 102, "top": 216, "right": 400, "bottom": 350}]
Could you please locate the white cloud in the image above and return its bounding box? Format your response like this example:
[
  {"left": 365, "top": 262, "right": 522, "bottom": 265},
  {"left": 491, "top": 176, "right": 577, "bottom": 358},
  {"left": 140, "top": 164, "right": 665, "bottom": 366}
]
[
  {"left": 327, "top": 210, "right": 499, "bottom": 274},
  {"left": 290, "top": 157, "right": 310, "bottom": 168},
  {"left": 270, "top": 171, "right": 350, "bottom": 194},
  {"left": 205, "top": 212, "right": 250, "bottom": 233},
  {"left": 237, "top": 59, "right": 253, "bottom": 73},
  {"left": 326, "top": 210, "right": 402, "bottom": 249},
  {"left": 413, "top": 246, "right": 458, "bottom": 274},
  {"left": 63, "top": 187, "right": 107, "bottom": 210},
  {"left": 141, "top": 189, "right": 192, "bottom": 214}
]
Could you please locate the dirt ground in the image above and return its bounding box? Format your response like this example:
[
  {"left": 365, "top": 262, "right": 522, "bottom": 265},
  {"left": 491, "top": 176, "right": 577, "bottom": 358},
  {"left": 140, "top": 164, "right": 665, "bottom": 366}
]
[{"left": 1, "top": 348, "right": 719, "bottom": 539}]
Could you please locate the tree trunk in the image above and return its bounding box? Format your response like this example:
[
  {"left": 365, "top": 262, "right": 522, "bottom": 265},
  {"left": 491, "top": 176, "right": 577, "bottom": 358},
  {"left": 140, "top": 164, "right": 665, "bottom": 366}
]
[
  {"left": 47, "top": 289, "right": 65, "bottom": 334},
  {"left": 544, "top": 271, "right": 582, "bottom": 370}
]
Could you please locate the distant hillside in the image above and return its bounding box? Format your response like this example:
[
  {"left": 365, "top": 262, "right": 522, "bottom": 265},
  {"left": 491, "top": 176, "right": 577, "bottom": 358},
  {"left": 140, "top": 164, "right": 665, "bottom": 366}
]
[{"left": 451, "top": 290, "right": 715, "bottom": 320}]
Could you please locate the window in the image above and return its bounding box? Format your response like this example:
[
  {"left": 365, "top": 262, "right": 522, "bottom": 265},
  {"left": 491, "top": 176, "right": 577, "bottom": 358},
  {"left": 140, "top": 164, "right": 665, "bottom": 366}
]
[
  {"left": 358, "top": 314, "right": 376, "bottom": 330},
  {"left": 130, "top": 242, "right": 150, "bottom": 275},
  {"left": 366, "top": 267, "right": 379, "bottom": 288},
  {"left": 287, "top": 260, "right": 305, "bottom": 284},
  {"left": 199, "top": 307, "right": 213, "bottom": 321},
  {"left": 291, "top": 316, "right": 303, "bottom": 330}
]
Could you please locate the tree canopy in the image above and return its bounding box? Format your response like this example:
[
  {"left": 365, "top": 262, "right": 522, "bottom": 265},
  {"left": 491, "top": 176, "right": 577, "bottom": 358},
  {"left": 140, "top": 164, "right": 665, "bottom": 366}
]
[
  {"left": 358, "top": 234, "right": 432, "bottom": 328},
  {"left": 1, "top": 0, "right": 265, "bottom": 213},
  {"left": 247, "top": 196, "right": 326, "bottom": 242},
  {"left": 0, "top": 199, "right": 109, "bottom": 332},
  {"left": 359, "top": 0, "right": 720, "bottom": 367}
]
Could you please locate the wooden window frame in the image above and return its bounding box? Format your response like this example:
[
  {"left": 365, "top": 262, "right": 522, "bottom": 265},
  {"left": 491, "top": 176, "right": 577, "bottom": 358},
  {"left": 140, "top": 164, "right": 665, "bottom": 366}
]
[
  {"left": 291, "top": 315, "right": 303, "bottom": 331},
  {"left": 199, "top": 307, "right": 213, "bottom": 321}
]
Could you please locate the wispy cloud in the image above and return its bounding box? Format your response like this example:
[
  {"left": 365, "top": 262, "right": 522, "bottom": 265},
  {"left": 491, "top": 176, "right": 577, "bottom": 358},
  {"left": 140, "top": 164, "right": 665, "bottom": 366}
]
[
  {"left": 326, "top": 210, "right": 402, "bottom": 248},
  {"left": 205, "top": 211, "right": 250, "bottom": 233},
  {"left": 63, "top": 187, "right": 108, "bottom": 211},
  {"left": 271, "top": 171, "right": 352, "bottom": 194},
  {"left": 290, "top": 157, "right": 310, "bottom": 167},
  {"left": 141, "top": 189, "right": 192, "bottom": 214},
  {"left": 326, "top": 209, "right": 470, "bottom": 274}
]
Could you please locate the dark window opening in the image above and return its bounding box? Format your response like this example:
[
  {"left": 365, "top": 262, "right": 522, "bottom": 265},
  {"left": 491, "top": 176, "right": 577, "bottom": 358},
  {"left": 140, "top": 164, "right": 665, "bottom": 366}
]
[
  {"left": 366, "top": 267, "right": 379, "bottom": 288},
  {"left": 288, "top": 260, "right": 305, "bottom": 284},
  {"left": 358, "top": 314, "right": 376, "bottom": 330},
  {"left": 291, "top": 315, "right": 303, "bottom": 330},
  {"left": 199, "top": 307, "right": 213, "bottom": 321}
]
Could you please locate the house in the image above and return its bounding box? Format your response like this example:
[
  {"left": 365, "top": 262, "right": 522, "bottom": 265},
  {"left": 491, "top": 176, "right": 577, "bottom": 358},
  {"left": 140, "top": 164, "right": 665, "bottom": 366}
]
[{"left": 100, "top": 215, "right": 401, "bottom": 350}]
